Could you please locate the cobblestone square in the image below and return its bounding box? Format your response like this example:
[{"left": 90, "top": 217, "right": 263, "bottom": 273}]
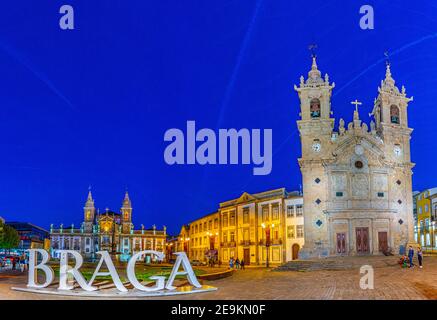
[{"left": 0, "top": 256, "right": 435, "bottom": 300}]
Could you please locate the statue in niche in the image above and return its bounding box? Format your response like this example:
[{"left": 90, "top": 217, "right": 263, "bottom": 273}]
[
  {"left": 339, "top": 118, "right": 345, "bottom": 135},
  {"left": 370, "top": 120, "right": 376, "bottom": 132}
]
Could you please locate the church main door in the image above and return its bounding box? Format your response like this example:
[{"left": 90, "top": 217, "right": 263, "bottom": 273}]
[
  {"left": 356, "top": 227, "right": 369, "bottom": 254},
  {"left": 336, "top": 233, "right": 346, "bottom": 254},
  {"left": 378, "top": 231, "right": 388, "bottom": 253},
  {"left": 243, "top": 248, "right": 250, "bottom": 265}
]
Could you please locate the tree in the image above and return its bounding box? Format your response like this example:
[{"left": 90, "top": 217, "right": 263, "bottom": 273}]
[
  {"left": 0, "top": 220, "right": 3, "bottom": 247},
  {"left": 0, "top": 222, "right": 20, "bottom": 250}
]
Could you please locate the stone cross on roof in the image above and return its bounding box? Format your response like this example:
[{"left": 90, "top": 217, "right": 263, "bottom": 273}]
[
  {"left": 351, "top": 99, "right": 362, "bottom": 112},
  {"left": 351, "top": 99, "right": 362, "bottom": 121}
]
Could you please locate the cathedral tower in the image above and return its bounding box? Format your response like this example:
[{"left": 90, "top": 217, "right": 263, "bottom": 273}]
[
  {"left": 295, "top": 57, "right": 415, "bottom": 259},
  {"left": 371, "top": 63, "right": 415, "bottom": 248},
  {"left": 121, "top": 191, "right": 132, "bottom": 234},
  {"left": 83, "top": 189, "right": 95, "bottom": 233},
  {"left": 294, "top": 56, "right": 335, "bottom": 258}
]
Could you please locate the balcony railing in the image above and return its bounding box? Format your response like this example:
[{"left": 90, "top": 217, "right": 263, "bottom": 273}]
[
  {"left": 259, "top": 239, "right": 282, "bottom": 246},
  {"left": 220, "top": 241, "right": 236, "bottom": 248},
  {"left": 239, "top": 240, "right": 254, "bottom": 246}
]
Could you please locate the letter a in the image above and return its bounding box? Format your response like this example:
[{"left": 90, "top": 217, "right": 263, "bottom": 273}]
[
  {"left": 88, "top": 251, "right": 127, "bottom": 292},
  {"left": 359, "top": 5, "right": 374, "bottom": 30},
  {"left": 59, "top": 5, "right": 75, "bottom": 30},
  {"left": 164, "top": 128, "right": 185, "bottom": 164},
  {"left": 359, "top": 265, "right": 374, "bottom": 289},
  {"left": 127, "top": 250, "right": 166, "bottom": 292},
  {"left": 166, "top": 252, "right": 202, "bottom": 290}
]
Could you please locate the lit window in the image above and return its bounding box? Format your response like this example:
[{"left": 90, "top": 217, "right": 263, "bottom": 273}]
[
  {"left": 243, "top": 208, "right": 249, "bottom": 224},
  {"left": 272, "top": 205, "right": 279, "bottom": 220},
  {"left": 230, "top": 212, "right": 236, "bottom": 226},
  {"left": 287, "top": 205, "right": 294, "bottom": 218},
  {"left": 287, "top": 225, "right": 295, "bottom": 239},
  {"left": 296, "top": 205, "right": 303, "bottom": 217},
  {"left": 296, "top": 225, "right": 304, "bottom": 238},
  {"left": 262, "top": 206, "right": 269, "bottom": 221}
]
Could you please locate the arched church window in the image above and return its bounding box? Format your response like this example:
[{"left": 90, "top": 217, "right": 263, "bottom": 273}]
[
  {"left": 310, "top": 98, "right": 321, "bottom": 118},
  {"left": 390, "top": 105, "right": 400, "bottom": 124}
]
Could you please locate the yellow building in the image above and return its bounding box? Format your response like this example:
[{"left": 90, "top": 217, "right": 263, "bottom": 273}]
[
  {"left": 415, "top": 188, "right": 437, "bottom": 250},
  {"left": 187, "top": 212, "right": 219, "bottom": 262},
  {"left": 179, "top": 188, "right": 303, "bottom": 266}
]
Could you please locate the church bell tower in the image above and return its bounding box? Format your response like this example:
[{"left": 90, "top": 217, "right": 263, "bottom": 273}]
[
  {"left": 83, "top": 189, "right": 95, "bottom": 233},
  {"left": 371, "top": 63, "right": 416, "bottom": 248},
  {"left": 294, "top": 56, "right": 335, "bottom": 258},
  {"left": 121, "top": 191, "right": 132, "bottom": 234}
]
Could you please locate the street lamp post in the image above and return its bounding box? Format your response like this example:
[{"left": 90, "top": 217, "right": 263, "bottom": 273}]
[
  {"left": 262, "top": 223, "right": 274, "bottom": 268},
  {"left": 180, "top": 237, "right": 190, "bottom": 259}
]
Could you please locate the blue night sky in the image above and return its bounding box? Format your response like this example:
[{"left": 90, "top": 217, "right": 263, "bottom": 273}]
[{"left": 0, "top": 0, "right": 436, "bottom": 235}]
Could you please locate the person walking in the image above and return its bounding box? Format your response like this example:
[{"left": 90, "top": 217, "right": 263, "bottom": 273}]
[
  {"left": 229, "top": 257, "right": 234, "bottom": 269},
  {"left": 25, "top": 254, "right": 29, "bottom": 271},
  {"left": 235, "top": 258, "right": 240, "bottom": 270},
  {"left": 417, "top": 247, "right": 423, "bottom": 269},
  {"left": 12, "top": 257, "right": 16, "bottom": 270},
  {"left": 408, "top": 245, "right": 414, "bottom": 268},
  {"left": 19, "top": 255, "right": 25, "bottom": 272},
  {"left": 240, "top": 259, "right": 245, "bottom": 270}
]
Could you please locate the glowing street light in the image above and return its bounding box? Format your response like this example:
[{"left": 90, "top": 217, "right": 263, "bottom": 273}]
[{"left": 261, "top": 223, "right": 275, "bottom": 268}]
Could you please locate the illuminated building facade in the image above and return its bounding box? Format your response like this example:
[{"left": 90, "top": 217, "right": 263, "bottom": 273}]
[
  {"left": 179, "top": 188, "right": 303, "bottom": 266},
  {"left": 49, "top": 190, "right": 166, "bottom": 260}
]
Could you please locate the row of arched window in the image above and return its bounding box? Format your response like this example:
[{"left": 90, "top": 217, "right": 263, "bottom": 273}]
[{"left": 309, "top": 98, "right": 400, "bottom": 125}]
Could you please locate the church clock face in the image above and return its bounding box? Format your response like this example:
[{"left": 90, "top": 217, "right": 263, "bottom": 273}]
[
  {"left": 394, "top": 145, "right": 402, "bottom": 157},
  {"left": 312, "top": 142, "right": 321, "bottom": 153}
]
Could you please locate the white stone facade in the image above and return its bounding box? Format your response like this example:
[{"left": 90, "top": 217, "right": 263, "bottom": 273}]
[{"left": 295, "top": 57, "right": 415, "bottom": 258}]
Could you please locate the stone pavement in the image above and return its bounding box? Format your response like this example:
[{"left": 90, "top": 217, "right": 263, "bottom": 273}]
[{"left": 0, "top": 256, "right": 436, "bottom": 300}]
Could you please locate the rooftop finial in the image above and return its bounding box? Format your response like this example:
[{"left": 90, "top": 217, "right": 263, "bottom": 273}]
[
  {"left": 307, "top": 44, "right": 322, "bottom": 82},
  {"left": 384, "top": 50, "right": 390, "bottom": 67},
  {"left": 308, "top": 43, "right": 317, "bottom": 58}
]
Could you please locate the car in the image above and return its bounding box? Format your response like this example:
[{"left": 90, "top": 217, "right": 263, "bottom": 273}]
[{"left": 190, "top": 259, "right": 203, "bottom": 266}]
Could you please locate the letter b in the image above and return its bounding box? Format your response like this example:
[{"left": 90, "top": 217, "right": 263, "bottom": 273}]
[{"left": 27, "top": 249, "right": 54, "bottom": 288}]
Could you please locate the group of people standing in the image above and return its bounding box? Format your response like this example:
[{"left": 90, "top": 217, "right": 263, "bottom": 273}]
[
  {"left": 229, "top": 257, "right": 245, "bottom": 270},
  {"left": 400, "top": 246, "right": 423, "bottom": 269},
  {"left": 9, "top": 254, "right": 28, "bottom": 272}
]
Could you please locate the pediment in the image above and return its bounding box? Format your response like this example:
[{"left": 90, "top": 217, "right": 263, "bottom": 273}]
[
  {"left": 331, "top": 134, "right": 385, "bottom": 167},
  {"left": 236, "top": 192, "right": 256, "bottom": 204}
]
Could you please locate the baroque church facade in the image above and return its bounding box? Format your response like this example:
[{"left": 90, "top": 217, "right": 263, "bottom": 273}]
[
  {"left": 50, "top": 191, "right": 167, "bottom": 260},
  {"left": 295, "top": 57, "right": 416, "bottom": 258}
]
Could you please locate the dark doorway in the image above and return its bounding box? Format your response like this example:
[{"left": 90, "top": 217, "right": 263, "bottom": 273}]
[
  {"left": 336, "top": 233, "right": 346, "bottom": 254},
  {"left": 378, "top": 231, "right": 388, "bottom": 253},
  {"left": 243, "top": 248, "right": 250, "bottom": 265},
  {"left": 292, "top": 244, "right": 300, "bottom": 260},
  {"left": 356, "top": 227, "right": 370, "bottom": 254}
]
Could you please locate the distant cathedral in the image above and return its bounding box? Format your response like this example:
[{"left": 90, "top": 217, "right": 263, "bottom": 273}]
[
  {"left": 295, "top": 56, "right": 416, "bottom": 258},
  {"left": 50, "top": 190, "right": 167, "bottom": 260}
]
